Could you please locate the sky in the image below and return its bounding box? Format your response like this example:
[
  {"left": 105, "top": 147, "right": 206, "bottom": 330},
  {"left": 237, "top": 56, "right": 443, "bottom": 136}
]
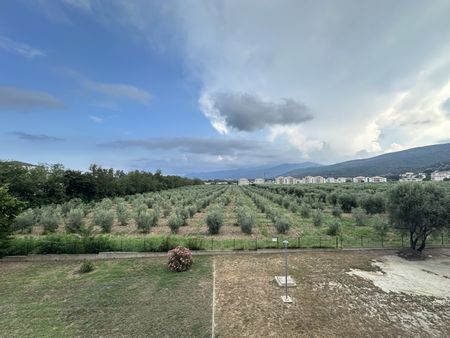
[{"left": 2, "top": 0, "right": 450, "bottom": 175}]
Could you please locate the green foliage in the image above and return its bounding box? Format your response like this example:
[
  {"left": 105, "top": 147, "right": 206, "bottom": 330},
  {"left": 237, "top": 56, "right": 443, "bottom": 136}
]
[
  {"left": 92, "top": 208, "right": 115, "bottom": 233},
  {"left": 116, "top": 203, "right": 129, "bottom": 226},
  {"left": 167, "top": 246, "right": 193, "bottom": 272},
  {"left": 338, "top": 193, "right": 358, "bottom": 213},
  {"left": 0, "top": 186, "right": 24, "bottom": 257},
  {"left": 372, "top": 215, "right": 389, "bottom": 238},
  {"left": 361, "top": 194, "right": 385, "bottom": 214},
  {"left": 331, "top": 205, "right": 342, "bottom": 218},
  {"left": 168, "top": 212, "right": 183, "bottom": 233},
  {"left": 352, "top": 207, "right": 367, "bottom": 226},
  {"left": 206, "top": 208, "right": 224, "bottom": 235},
  {"left": 134, "top": 210, "right": 157, "bottom": 233},
  {"left": 65, "top": 208, "right": 85, "bottom": 233},
  {"left": 387, "top": 183, "right": 450, "bottom": 251},
  {"left": 299, "top": 203, "right": 311, "bottom": 218},
  {"left": 39, "top": 207, "right": 61, "bottom": 233},
  {"left": 312, "top": 210, "right": 323, "bottom": 227},
  {"left": 275, "top": 216, "right": 291, "bottom": 234},
  {"left": 236, "top": 206, "right": 255, "bottom": 234},
  {"left": 327, "top": 222, "right": 341, "bottom": 236},
  {"left": 13, "top": 209, "right": 35, "bottom": 233},
  {"left": 78, "top": 259, "right": 94, "bottom": 273}
]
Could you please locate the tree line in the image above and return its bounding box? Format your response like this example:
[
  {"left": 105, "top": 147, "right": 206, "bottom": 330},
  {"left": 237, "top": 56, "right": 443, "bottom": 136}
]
[{"left": 0, "top": 161, "right": 202, "bottom": 208}]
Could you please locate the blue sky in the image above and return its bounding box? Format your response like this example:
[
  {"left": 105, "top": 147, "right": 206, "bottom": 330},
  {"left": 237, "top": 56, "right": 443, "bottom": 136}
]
[{"left": 2, "top": 1, "right": 450, "bottom": 174}]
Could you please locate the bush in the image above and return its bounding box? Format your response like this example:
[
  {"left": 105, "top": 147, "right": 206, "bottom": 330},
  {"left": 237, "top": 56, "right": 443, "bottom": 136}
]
[
  {"left": 299, "top": 203, "right": 311, "bottom": 218},
  {"left": 92, "top": 208, "right": 115, "bottom": 233},
  {"left": 372, "top": 215, "right": 389, "bottom": 238},
  {"left": 78, "top": 259, "right": 94, "bottom": 273},
  {"left": 312, "top": 210, "right": 323, "bottom": 227},
  {"left": 275, "top": 216, "right": 291, "bottom": 234},
  {"left": 167, "top": 246, "right": 193, "bottom": 272},
  {"left": 135, "top": 210, "right": 158, "bottom": 233},
  {"left": 236, "top": 206, "right": 255, "bottom": 234},
  {"left": 13, "top": 209, "right": 35, "bottom": 233},
  {"left": 168, "top": 212, "right": 183, "bottom": 233},
  {"left": 116, "top": 203, "right": 129, "bottom": 226},
  {"left": 65, "top": 208, "right": 85, "bottom": 233},
  {"left": 40, "top": 208, "right": 61, "bottom": 233},
  {"left": 338, "top": 193, "right": 358, "bottom": 213},
  {"left": 206, "top": 208, "right": 223, "bottom": 235},
  {"left": 327, "top": 222, "right": 341, "bottom": 236},
  {"left": 361, "top": 194, "right": 386, "bottom": 214},
  {"left": 352, "top": 207, "right": 367, "bottom": 226},
  {"left": 331, "top": 205, "right": 342, "bottom": 218}
]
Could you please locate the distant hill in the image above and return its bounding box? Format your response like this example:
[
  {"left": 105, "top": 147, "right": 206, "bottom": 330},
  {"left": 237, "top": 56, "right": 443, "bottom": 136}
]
[
  {"left": 284, "top": 143, "right": 450, "bottom": 178},
  {"left": 187, "top": 162, "right": 322, "bottom": 180}
]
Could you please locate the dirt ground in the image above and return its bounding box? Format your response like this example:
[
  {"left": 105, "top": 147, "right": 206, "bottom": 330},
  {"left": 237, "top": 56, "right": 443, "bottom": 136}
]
[{"left": 214, "top": 249, "right": 450, "bottom": 338}]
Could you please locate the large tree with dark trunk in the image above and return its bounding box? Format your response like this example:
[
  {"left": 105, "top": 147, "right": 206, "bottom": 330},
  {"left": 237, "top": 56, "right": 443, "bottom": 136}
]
[{"left": 387, "top": 183, "right": 450, "bottom": 252}]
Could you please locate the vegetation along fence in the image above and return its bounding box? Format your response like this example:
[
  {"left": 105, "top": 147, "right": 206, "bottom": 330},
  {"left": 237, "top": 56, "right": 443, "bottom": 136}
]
[{"left": 6, "top": 232, "right": 450, "bottom": 256}]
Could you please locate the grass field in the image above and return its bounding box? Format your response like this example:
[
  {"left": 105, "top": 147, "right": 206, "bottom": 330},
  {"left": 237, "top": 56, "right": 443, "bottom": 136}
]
[
  {"left": 0, "top": 257, "right": 213, "bottom": 338},
  {"left": 1, "top": 249, "right": 449, "bottom": 337}
]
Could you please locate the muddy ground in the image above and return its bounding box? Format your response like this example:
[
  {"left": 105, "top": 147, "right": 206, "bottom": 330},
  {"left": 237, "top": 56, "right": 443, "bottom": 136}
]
[{"left": 214, "top": 249, "right": 450, "bottom": 338}]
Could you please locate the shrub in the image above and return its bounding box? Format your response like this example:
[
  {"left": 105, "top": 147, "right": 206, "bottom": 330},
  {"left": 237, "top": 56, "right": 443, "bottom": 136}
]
[
  {"left": 299, "top": 203, "right": 311, "bottom": 218},
  {"left": 78, "top": 259, "right": 94, "bottom": 273},
  {"left": 116, "top": 203, "right": 129, "bottom": 226},
  {"left": 167, "top": 246, "right": 193, "bottom": 272},
  {"left": 65, "top": 208, "right": 85, "bottom": 233},
  {"left": 92, "top": 208, "right": 115, "bottom": 233},
  {"left": 168, "top": 212, "right": 183, "bottom": 233},
  {"left": 275, "top": 216, "right": 291, "bottom": 234},
  {"left": 338, "top": 193, "right": 358, "bottom": 213},
  {"left": 312, "top": 210, "right": 323, "bottom": 227},
  {"left": 327, "top": 192, "right": 339, "bottom": 206},
  {"left": 352, "top": 207, "right": 367, "bottom": 226},
  {"left": 331, "top": 205, "right": 342, "bottom": 218},
  {"left": 236, "top": 206, "right": 255, "bottom": 234},
  {"left": 327, "top": 222, "right": 341, "bottom": 236},
  {"left": 206, "top": 208, "right": 223, "bottom": 235},
  {"left": 361, "top": 194, "right": 386, "bottom": 214},
  {"left": 372, "top": 215, "right": 389, "bottom": 238},
  {"left": 13, "top": 209, "right": 35, "bottom": 233},
  {"left": 40, "top": 208, "right": 61, "bottom": 233},
  {"left": 135, "top": 210, "right": 158, "bottom": 233}
]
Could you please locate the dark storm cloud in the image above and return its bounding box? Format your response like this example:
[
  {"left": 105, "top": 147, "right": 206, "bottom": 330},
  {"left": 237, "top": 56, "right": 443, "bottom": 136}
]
[
  {"left": 100, "top": 137, "right": 265, "bottom": 156},
  {"left": 210, "top": 92, "right": 313, "bottom": 132},
  {"left": 11, "top": 131, "right": 65, "bottom": 142},
  {"left": 0, "top": 86, "right": 64, "bottom": 112}
]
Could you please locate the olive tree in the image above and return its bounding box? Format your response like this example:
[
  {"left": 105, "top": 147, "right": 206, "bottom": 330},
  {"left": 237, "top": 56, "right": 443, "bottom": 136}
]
[
  {"left": 387, "top": 183, "right": 450, "bottom": 252},
  {"left": 0, "top": 186, "right": 24, "bottom": 256}
]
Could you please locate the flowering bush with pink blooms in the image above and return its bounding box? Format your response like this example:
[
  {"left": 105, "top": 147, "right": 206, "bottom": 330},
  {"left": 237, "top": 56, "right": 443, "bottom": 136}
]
[{"left": 167, "top": 246, "right": 193, "bottom": 272}]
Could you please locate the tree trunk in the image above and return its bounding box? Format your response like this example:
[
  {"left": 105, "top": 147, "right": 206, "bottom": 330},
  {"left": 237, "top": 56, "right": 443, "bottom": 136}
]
[
  {"left": 410, "top": 232, "right": 418, "bottom": 251},
  {"left": 417, "top": 233, "right": 428, "bottom": 252}
]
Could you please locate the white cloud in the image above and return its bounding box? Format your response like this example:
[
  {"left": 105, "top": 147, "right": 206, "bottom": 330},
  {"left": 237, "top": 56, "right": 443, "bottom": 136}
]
[
  {"left": 89, "top": 115, "right": 104, "bottom": 123},
  {"left": 84, "top": 80, "right": 151, "bottom": 104},
  {"left": 0, "top": 35, "right": 45, "bottom": 58}
]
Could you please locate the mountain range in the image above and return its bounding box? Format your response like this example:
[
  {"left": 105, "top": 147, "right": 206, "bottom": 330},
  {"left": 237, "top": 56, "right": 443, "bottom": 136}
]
[{"left": 187, "top": 142, "right": 450, "bottom": 180}]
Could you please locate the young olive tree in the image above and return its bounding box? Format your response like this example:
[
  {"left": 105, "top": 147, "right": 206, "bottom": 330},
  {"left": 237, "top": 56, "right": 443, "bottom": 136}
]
[{"left": 387, "top": 183, "right": 450, "bottom": 252}]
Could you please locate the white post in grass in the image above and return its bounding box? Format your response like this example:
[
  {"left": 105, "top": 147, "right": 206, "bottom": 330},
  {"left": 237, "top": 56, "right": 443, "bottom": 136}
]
[{"left": 282, "top": 240, "right": 292, "bottom": 303}]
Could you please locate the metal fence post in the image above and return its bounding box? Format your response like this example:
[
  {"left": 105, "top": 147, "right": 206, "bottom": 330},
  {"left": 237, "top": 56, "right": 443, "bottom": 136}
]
[
  {"left": 319, "top": 236, "right": 322, "bottom": 248},
  {"left": 442, "top": 232, "right": 444, "bottom": 245},
  {"left": 233, "top": 238, "right": 236, "bottom": 250},
  {"left": 336, "top": 236, "right": 338, "bottom": 248},
  {"left": 277, "top": 237, "right": 279, "bottom": 249},
  {"left": 381, "top": 236, "right": 384, "bottom": 248},
  {"left": 255, "top": 238, "right": 258, "bottom": 250},
  {"left": 401, "top": 235, "right": 404, "bottom": 248},
  {"left": 297, "top": 237, "right": 300, "bottom": 248},
  {"left": 360, "top": 236, "right": 363, "bottom": 247},
  {"left": 211, "top": 238, "right": 214, "bottom": 250}
]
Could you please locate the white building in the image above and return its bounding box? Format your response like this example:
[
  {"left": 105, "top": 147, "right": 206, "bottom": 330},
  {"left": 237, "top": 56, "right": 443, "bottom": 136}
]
[
  {"left": 275, "top": 176, "right": 284, "bottom": 184},
  {"left": 283, "top": 176, "right": 294, "bottom": 184},
  {"left": 313, "top": 176, "right": 325, "bottom": 184},
  {"left": 399, "top": 172, "right": 425, "bottom": 182},
  {"left": 304, "top": 176, "right": 314, "bottom": 184},
  {"left": 368, "top": 176, "right": 387, "bottom": 183},
  {"left": 431, "top": 171, "right": 450, "bottom": 181},
  {"left": 325, "top": 177, "right": 336, "bottom": 183},
  {"left": 254, "top": 178, "right": 265, "bottom": 185},
  {"left": 294, "top": 178, "right": 305, "bottom": 184},
  {"left": 238, "top": 178, "right": 250, "bottom": 186},
  {"left": 353, "top": 176, "right": 368, "bottom": 183},
  {"left": 336, "top": 177, "right": 350, "bottom": 183}
]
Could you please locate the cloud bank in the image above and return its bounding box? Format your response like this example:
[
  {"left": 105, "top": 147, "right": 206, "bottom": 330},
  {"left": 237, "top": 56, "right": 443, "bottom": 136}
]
[{"left": 0, "top": 86, "right": 64, "bottom": 112}]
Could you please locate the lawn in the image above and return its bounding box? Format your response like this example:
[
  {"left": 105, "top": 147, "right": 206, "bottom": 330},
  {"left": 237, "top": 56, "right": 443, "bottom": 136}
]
[{"left": 0, "top": 257, "right": 213, "bottom": 338}]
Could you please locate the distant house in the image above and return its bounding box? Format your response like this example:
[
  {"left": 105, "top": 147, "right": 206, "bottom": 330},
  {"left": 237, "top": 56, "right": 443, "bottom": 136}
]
[
  {"left": 275, "top": 176, "right": 284, "bottom": 184},
  {"left": 313, "top": 176, "right": 325, "bottom": 184},
  {"left": 431, "top": 171, "right": 450, "bottom": 181},
  {"left": 304, "top": 176, "right": 314, "bottom": 184},
  {"left": 326, "top": 177, "right": 336, "bottom": 183},
  {"left": 238, "top": 178, "right": 250, "bottom": 186},
  {"left": 368, "top": 176, "right": 387, "bottom": 183},
  {"left": 254, "top": 178, "right": 265, "bottom": 185},
  {"left": 283, "top": 176, "right": 294, "bottom": 184},
  {"left": 399, "top": 172, "right": 426, "bottom": 182},
  {"left": 353, "top": 176, "right": 368, "bottom": 183},
  {"left": 294, "top": 178, "right": 305, "bottom": 184}
]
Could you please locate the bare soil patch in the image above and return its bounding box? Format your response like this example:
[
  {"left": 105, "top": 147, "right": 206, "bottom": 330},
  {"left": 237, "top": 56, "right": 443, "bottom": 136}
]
[{"left": 214, "top": 250, "right": 450, "bottom": 337}]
